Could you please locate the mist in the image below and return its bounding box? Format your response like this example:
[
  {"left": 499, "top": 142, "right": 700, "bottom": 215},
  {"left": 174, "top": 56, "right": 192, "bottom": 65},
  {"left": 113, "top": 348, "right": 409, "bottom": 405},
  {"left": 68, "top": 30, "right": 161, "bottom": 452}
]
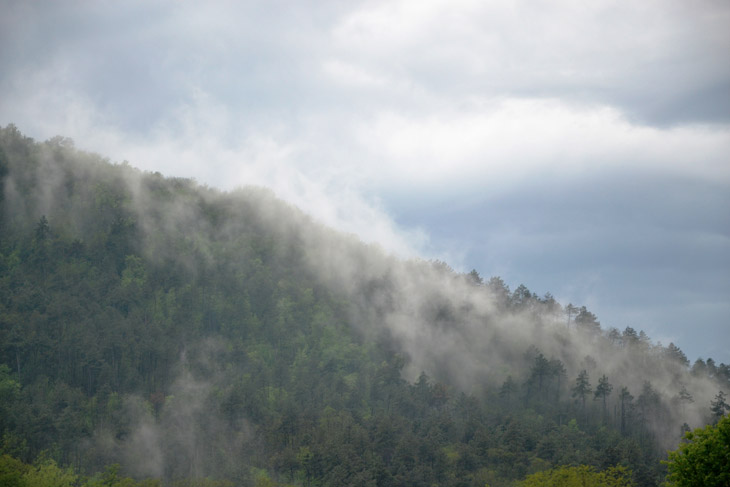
[
  {"left": 1, "top": 1, "right": 729, "bottom": 483},
  {"left": 2, "top": 127, "right": 725, "bottom": 471}
]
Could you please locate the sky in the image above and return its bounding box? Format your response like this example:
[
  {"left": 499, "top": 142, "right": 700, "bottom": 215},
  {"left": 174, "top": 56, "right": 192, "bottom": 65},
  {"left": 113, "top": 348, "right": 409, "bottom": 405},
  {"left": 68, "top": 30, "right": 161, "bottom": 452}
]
[{"left": 1, "top": 0, "right": 729, "bottom": 364}]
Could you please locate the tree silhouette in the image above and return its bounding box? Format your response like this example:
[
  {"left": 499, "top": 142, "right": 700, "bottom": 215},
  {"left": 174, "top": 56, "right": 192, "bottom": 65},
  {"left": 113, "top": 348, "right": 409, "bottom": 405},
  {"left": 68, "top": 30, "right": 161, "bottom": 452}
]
[
  {"left": 710, "top": 391, "right": 729, "bottom": 423},
  {"left": 565, "top": 303, "right": 578, "bottom": 329},
  {"left": 575, "top": 306, "right": 600, "bottom": 334},
  {"left": 677, "top": 385, "right": 694, "bottom": 418},
  {"left": 572, "top": 370, "right": 592, "bottom": 421},
  {"left": 500, "top": 376, "right": 517, "bottom": 403},
  {"left": 529, "top": 353, "right": 551, "bottom": 398},
  {"left": 549, "top": 359, "right": 567, "bottom": 404},
  {"left": 619, "top": 387, "right": 634, "bottom": 435},
  {"left": 594, "top": 375, "right": 613, "bottom": 423}
]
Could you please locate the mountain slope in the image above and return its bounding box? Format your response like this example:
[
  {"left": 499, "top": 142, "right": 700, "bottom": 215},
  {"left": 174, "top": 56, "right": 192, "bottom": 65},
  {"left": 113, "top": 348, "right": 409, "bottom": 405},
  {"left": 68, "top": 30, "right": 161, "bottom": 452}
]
[{"left": 0, "top": 124, "right": 728, "bottom": 486}]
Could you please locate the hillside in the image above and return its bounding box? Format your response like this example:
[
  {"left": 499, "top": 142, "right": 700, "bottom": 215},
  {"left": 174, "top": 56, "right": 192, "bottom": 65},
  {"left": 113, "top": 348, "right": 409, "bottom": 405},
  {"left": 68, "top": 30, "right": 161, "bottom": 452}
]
[{"left": 0, "top": 124, "right": 728, "bottom": 486}]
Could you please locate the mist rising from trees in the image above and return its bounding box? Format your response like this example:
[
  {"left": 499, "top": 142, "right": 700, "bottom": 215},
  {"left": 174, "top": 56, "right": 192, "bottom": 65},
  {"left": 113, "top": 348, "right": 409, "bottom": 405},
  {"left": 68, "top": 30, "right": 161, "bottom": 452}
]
[{"left": 1, "top": 125, "right": 728, "bottom": 486}]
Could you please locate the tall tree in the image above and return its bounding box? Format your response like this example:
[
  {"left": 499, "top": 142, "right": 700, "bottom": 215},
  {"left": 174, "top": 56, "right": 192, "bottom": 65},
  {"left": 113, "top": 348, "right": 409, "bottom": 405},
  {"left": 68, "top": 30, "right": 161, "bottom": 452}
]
[
  {"left": 529, "top": 353, "right": 551, "bottom": 398},
  {"left": 706, "top": 358, "right": 718, "bottom": 378},
  {"left": 709, "top": 391, "right": 729, "bottom": 423},
  {"left": 572, "top": 370, "right": 592, "bottom": 420},
  {"left": 621, "top": 327, "right": 638, "bottom": 347},
  {"left": 594, "top": 375, "right": 613, "bottom": 423},
  {"left": 619, "top": 387, "right": 634, "bottom": 435},
  {"left": 606, "top": 328, "right": 621, "bottom": 346},
  {"left": 575, "top": 307, "right": 600, "bottom": 334},
  {"left": 637, "top": 331, "right": 652, "bottom": 351},
  {"left": 549, "top": 359, "right": 567, "bottom": 404},
  {"left": 677, "top": 385, "right": 694, "bottom": 418},
  {"left": 466, "top": 269, "right": 483, "bottom": 286},
  {"left": 691, "top": 358, "right": 707, "bottom": 377},
  {"left": 486, "top": 276, "right": 510, "bottom": 308},
  {"left": 637, "top": 382, "right": 661, "bottom": 439},
  {"left": 499, "top": 375, "right": 517, "bottom": 403},
  {"left": 511, "top": 284, "right": 534, "bottom": 309},
  {"left": 665, "top": 343, "right": 690, "bottom": 368},
  {"left": 565, "top": 303, "right": 578, "bottom": 330}
]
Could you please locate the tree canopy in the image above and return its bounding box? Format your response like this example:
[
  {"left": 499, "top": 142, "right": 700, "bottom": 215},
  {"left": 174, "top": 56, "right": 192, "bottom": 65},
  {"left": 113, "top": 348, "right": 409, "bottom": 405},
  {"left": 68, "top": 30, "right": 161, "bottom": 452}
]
[
  {"left": 519, "top": 465, "right": 635, "bottom": 487},
  {"left": 664, "top": 414, "right": 730, "bottom": 487}
]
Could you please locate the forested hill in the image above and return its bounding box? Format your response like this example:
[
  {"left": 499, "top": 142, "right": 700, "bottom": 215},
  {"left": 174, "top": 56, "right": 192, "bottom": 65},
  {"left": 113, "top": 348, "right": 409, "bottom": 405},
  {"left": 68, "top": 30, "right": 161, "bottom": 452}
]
[{"left": 0, "top": 124, "right": 728, "bottom": 486}]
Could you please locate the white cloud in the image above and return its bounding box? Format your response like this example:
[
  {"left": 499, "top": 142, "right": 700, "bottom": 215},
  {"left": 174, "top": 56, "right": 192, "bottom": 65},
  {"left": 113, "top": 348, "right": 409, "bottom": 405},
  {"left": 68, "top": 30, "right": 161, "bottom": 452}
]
[
  {"left": 352, "top": 98, "right": 730, "bottom": 190},
  {"left": 330, "top": 0, "right": 730, "bottom": 123},
  {"left": 322, "top": 59, "right": 391, "bottom": 89}
]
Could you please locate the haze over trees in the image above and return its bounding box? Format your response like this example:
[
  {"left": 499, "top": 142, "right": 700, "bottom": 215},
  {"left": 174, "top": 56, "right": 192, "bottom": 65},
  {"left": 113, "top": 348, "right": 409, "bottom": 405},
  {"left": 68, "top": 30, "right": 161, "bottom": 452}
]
[{"left": 0, "top": 124, "right": 728, "bottom": 486}]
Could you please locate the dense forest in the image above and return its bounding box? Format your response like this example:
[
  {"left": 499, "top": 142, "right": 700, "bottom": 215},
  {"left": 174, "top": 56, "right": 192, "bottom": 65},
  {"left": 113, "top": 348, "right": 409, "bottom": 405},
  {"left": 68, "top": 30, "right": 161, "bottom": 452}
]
[{"left": 0, "top": 124, "right": 728, "bottom": 486}]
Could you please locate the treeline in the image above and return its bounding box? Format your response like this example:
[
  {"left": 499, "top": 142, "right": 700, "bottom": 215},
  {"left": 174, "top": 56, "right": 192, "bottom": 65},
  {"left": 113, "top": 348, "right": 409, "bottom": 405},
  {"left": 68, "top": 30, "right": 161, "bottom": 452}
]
[{"left": 0, "top": 124, "right": 728, "bottom": 486}]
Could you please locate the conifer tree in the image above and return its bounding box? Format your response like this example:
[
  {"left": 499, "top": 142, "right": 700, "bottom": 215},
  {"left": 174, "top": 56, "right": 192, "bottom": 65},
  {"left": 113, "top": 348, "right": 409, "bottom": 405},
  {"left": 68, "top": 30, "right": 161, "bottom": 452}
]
[
  {"left": 572, "top": 370, "right": 592, "bottom": 420},
  {"left": 594, "top": 375, "right": 613, "bottom": 422},
  {"left": 619, "top": 387, "right": 633, "bottom": 435},
  {"left": 549, "top": 359, "right": 566, "bottom": 403},
  {"left": 677, "top": 385, "right": 693, "bottom": 418},
  {"left": 709, "top": 391, "right": 729, "bottom": 422}
]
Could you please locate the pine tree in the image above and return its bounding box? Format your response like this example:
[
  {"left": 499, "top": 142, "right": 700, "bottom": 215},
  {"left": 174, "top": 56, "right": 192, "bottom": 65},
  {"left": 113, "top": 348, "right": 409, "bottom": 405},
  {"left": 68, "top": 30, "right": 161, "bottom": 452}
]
[
  {"left": 572, "top": 370, "right": 592, "bottom": 421},
  {"left": 709, "top": 390, "right": 729, "bottom": 422},
  {"left": 619, "top": 387, "right": 633, "bottom": 435},
  {"left": 500, "top": 376, "right": 517, "bottom": 402},
  {"left": 549, "top": 359, "right": 567, "bottom": 404},
  {"left": 529, "top": 353, "right": 551, "bottom": 398},
  {"left": 677, "top": 385, "right": 694, "bottom": 418},
  {"left": 594, "top": 375, "right": 613, "bottom": 423}
]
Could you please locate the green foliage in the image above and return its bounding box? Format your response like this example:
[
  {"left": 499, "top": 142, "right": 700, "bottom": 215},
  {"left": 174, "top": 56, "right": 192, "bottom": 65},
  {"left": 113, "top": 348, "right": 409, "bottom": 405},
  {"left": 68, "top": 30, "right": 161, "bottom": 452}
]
[
  {"left": 0, "top": 456, "right": 163, "bottom": 487},
  {"left": 664, "top": 414, "right": 730, "bottom": 487},
  {"left": 22, "top": 458, "right": 78, "bottom": 487},
  {"left": 519, "top": 465, "right": 635, "bottom": 487},
  {"left": 0, "top": 454, "right": 29, "bottom": 487}
]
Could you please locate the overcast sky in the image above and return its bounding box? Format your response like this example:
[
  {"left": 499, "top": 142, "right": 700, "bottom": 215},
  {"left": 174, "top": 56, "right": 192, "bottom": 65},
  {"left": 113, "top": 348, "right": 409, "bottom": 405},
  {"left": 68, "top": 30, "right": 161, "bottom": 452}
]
[{"left": 1, "top": 0, "right": 729, "bottom": 363}]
